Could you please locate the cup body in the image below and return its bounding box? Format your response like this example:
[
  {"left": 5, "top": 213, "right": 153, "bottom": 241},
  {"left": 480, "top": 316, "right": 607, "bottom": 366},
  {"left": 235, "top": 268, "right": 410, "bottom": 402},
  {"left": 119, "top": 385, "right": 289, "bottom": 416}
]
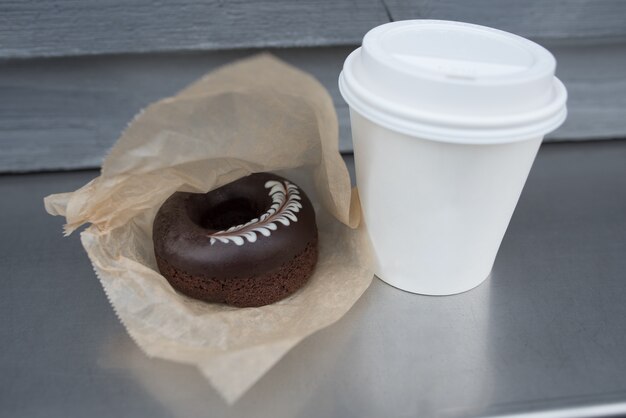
[
  {"left": 340, "top": 20, "right": 567, "bottom": 295},
  {"left": 350, "top": 109, "right": 542, "bottom": 295}
]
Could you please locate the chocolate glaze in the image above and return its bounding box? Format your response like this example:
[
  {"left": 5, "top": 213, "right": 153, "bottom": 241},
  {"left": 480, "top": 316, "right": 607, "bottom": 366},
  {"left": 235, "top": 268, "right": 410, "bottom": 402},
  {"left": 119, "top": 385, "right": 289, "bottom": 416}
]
[{"left": 153, "top": 173, "right": 318, "bottom": 305}]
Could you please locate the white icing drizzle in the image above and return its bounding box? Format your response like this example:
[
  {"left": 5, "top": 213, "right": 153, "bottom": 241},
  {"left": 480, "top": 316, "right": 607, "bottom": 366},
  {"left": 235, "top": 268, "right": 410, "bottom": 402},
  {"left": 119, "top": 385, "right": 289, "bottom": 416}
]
[{"left": 208, "top": 180, "right": 302, "bottom": 246}]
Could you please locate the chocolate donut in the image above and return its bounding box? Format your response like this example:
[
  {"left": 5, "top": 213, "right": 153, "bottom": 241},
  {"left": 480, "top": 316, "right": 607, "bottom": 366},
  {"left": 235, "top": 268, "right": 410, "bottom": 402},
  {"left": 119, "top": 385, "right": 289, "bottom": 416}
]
[{"left": 153, "top": 173, "right": 318, "bottom": 307}]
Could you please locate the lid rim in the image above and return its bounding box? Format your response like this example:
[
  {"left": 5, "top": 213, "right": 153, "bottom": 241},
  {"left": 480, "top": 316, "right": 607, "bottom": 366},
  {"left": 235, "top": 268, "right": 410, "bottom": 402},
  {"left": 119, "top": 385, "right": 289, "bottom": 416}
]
[{"left": 339, "top": 70, "right": 568, "bottom": 145}]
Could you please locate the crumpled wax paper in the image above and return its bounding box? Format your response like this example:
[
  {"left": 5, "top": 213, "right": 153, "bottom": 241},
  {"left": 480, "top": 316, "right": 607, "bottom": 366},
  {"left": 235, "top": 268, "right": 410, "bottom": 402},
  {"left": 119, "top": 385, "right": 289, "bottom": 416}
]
[{"left": 44, "top": 54, "right": 374, "bottom": 403}]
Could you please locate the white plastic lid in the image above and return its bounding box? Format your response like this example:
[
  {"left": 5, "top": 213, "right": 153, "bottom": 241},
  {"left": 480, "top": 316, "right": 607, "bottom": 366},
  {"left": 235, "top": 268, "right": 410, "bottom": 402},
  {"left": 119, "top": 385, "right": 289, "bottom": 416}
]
[{"left": 339, "top": 20, "right": 568, "bottom": 144}]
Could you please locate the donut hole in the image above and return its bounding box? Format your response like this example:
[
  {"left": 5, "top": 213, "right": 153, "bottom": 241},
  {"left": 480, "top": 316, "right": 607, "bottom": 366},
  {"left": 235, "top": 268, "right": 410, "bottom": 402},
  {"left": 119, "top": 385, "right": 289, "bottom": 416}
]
[{"left": 191, "top": 197, "right": 264, "bottom": 231}]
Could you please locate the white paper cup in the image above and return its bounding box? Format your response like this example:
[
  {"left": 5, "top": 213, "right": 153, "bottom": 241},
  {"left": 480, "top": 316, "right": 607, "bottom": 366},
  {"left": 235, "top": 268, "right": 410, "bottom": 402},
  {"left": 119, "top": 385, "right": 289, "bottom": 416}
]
[{"left": 339, "top": 20, "right": 567, "bottom": 295}]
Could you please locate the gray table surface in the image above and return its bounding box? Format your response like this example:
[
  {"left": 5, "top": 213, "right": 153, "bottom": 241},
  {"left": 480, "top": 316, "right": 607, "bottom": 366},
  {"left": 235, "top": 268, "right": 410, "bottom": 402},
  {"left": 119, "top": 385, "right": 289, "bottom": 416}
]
[{"left": 2, "top": 141, "right": 626, "bottom": 418}]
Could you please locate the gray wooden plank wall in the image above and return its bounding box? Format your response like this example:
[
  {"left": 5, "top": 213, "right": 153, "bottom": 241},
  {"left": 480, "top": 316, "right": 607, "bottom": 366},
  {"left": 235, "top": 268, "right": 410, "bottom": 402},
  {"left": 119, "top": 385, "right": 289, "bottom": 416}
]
[
  {"left": 1, "top": 0, "right": 626, "bottom": 173},
  {"left": 3, "top": 0, "right": 626, "bottom": 58}
]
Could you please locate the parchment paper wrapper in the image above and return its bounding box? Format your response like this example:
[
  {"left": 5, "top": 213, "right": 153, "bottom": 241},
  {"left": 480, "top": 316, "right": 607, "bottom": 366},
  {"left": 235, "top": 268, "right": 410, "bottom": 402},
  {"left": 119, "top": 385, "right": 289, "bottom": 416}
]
[{"left": 44, "top": 54, "right": 374, "bottom": 403}]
